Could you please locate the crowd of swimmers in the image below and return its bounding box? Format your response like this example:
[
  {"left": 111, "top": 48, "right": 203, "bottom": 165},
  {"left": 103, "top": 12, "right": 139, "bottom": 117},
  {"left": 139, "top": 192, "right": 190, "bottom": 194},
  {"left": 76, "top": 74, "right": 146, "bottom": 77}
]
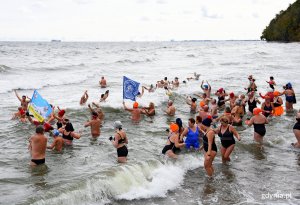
[{"left": 12, "top": 74, "right": 300, "bottom": 177}]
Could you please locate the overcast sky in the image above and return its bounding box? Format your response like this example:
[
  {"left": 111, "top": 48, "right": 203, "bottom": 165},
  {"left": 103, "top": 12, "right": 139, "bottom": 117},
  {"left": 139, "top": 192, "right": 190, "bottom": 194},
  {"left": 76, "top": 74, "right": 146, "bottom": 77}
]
[{"left": 0, "top": 0, "right": 296, "bottom": 41}]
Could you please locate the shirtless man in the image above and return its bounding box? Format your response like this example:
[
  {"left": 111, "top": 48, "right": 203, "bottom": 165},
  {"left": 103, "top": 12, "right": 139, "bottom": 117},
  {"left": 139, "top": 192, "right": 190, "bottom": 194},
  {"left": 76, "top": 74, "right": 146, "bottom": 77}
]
[
  {"left": 99, "top": 76, "right": 107, "bottom": 88},
  {"left": 14, "top": 90, "right": 31, "bottom": 111},
  {"left": 172, "top": 77, "right": 180, "bottom": 88},
  {"left": 201, "top": 80, "right": 212, "bottom": 98},
  {"left": 142, "top": 102, "right": 156, "bottom": 117},
  {"left": 84, "top": 112, "right": 101, "bottom": 138},
  {"left": 142, "top": 84, "right": 155, "bottom": 93},
  {"left": 28, "top": 125, "right": 47, "bottom": 166},
  {"left": 195, "top": 93, "right": 211, "bottom": 105},
  {"left": 88, "top": 103, "right": 105, "bottom": 123},
  {"left": 186, "top": 96, "right": 197, "bottom": 114},
  {"left": 123, "top": 101, "right": 142, "bottom": 122},
  {"left": 47, "top": 129, "right": 64, "bottom": 152},
  {"left": 164, "top": 100, "right": 176, "bottom": 116},
  {"left": 199, "top": 105, "right": 210, "bottom": 120},
  {"left": 80, "top": 90, "right": 89, "bottom": 105}
]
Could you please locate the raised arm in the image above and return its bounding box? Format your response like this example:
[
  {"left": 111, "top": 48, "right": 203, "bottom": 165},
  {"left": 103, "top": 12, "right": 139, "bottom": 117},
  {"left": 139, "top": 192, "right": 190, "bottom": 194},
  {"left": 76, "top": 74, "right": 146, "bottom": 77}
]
[{"left": 14, "top": 90, "right": 22, "bottom": 102}]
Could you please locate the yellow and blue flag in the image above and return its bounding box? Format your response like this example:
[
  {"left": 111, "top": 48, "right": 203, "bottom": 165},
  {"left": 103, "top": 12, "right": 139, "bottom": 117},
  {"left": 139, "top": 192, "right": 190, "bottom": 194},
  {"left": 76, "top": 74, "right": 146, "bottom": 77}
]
[{"left": 28, "top": 90, "right": 52, "bottom": 122}]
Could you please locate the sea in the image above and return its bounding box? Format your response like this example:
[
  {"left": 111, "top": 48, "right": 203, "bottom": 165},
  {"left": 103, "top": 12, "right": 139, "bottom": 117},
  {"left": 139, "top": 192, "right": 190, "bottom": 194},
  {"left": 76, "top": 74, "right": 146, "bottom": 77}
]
[{"left": 0, "top": 41, "right": 299, "bottom": 205}]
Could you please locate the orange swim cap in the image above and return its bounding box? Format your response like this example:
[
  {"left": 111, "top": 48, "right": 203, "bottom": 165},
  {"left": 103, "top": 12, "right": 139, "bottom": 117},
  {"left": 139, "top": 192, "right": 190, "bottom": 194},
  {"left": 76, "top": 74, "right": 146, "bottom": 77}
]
[
  {"left": 200, "top": 101, "right": 205, "bottom": 107},
  {"left": 273, "top": 91, "right": 280, "bottom": 97},
  {"left": 170, "top": 123, "right": 179, "bottom": 132},
  {"left": 253, "top": 108, "right": 262, "bottom": 115},
  {"left": 133, "top": 102, "right": 139, "bottom": 108}
]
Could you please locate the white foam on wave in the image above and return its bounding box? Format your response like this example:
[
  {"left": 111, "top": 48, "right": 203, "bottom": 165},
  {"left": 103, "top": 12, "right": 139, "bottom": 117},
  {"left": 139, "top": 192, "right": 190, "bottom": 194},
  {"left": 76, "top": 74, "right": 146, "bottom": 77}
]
[{"left": 31, "top": 154, "right": 203, "bottom": 205}]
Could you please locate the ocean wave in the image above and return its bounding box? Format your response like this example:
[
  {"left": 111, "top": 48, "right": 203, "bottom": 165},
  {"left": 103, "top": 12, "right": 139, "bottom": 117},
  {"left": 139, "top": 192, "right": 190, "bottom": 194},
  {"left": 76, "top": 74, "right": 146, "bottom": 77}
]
[
  {"left": 115, "top": 58, "right": 154, "bottom": 64},
  {"left": 186, "top": 54, "right": 196, "bottom": 58},
  {"left": 30, "top": 155, "right": 202, "bottom": 205},
  {"left": 219, "top": 62, "right": 240, "bottom": 66}
]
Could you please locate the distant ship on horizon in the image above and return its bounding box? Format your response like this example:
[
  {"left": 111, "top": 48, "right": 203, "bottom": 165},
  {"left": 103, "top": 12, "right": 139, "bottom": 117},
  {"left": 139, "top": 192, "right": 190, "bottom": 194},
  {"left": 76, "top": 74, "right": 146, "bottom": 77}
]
[{"left": 51, "top": 39, "right": 61, "bottom": 42}]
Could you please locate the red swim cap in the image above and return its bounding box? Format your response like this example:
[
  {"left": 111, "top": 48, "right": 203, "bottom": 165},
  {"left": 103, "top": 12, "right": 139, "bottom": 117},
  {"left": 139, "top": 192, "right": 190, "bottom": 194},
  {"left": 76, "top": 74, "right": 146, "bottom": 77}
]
[
  {"left": 218, "top": 88, "right": 224, "bottom": 93},
  {"left": 19, "top": 109, "right": 25, "bottom": 116},
  {"left": 58, "top": 110, "right": 65, "bottom": 117},
  {"left": 230, "top": 92, "right": 234, "bottom": 98},
  {"left": 43, "top": 122, "right": 53, "bottom": 132}
]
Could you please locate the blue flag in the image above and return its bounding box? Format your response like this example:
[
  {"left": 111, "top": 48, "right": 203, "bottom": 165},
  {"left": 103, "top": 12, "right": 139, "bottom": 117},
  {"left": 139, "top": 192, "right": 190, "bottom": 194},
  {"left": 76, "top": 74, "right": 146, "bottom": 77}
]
[
  {"left": 123, "top": 76, "right": 140, "bottom": 101},
  {"left": 28, "top": 90, "right": 52, "bottom": 122}
]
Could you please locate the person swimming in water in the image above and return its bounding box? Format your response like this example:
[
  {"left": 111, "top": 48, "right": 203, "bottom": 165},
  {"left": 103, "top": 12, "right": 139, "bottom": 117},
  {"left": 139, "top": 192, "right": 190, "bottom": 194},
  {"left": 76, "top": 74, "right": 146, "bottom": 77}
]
[
  {"left": 282, "top": 83, "right": 296, "bottom": 112},
  {"left": 141, "top": 102, "right": 156, "bottom": 117},
  {"left": 100, "top": 90, "right": 109, "bottom": 102},
  {"left": 58, "top": 122, "right": 81, "bottom": 146},
  {"left": 80, "top": 90, "right": 89, "bottom": 105},
  {"left": 201, "top": 80, "right": 212, "bottom": 98}
]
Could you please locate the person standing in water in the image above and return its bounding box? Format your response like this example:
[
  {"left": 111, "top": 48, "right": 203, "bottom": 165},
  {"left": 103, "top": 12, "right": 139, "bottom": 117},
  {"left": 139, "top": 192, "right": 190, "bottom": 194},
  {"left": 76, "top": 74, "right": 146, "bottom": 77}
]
[
  {"left": 28, "top": 125, "right": 47, "bottom": 166},
  {"left": 99, "top": 76, "right": 107, "bottom": 88},
  {"left": 200, "top": 116, "right": 217, "bottom": 177},
  {"left": 162, "top": 123, "right": 185, "bottom": 159},
  {"left": 84, "top": 112, "right": 101, "bottom": 138},
  {"left": 180, "top": 118, "right": 200, "bottom": 151},
  {"left": 201, "top": 80, "right": 212, "bottom": 98},
  {"left": 246, "top": 108, "right": 268, "bottom": 144},
  {"left": 215, "top": 117, "right": 241, "bottom": 163},
  {"left": 292, "top": 110, "right": 300, "bottom": 148},
  {"left": 109, "top": 121, "right": 128, "bottom": 163},
  {"left": 164, "top": 100, "right": 176, "bottom": 116},
  {"left": 14, "top": 90, "right": 31, "bottom": 111},
  {"left": 123, "top": 101, "right": 142, "bottom": 122},
  {"left": 47, "top": 129, "right": 64, "bottom": 152}
]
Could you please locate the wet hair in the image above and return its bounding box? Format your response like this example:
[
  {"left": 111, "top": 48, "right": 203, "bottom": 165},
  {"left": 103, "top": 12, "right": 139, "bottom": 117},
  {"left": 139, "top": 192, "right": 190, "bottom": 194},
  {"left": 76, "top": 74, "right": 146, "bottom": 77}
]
[
  {"left": 203, "top": 93, "right": 207, "bottom": 97},
  {"left": 225, "top": 106, "right": 231, "bottom": 113},
  {"left": 92, "top": 111, "right": 98, "bottom": 117},
  {"left": 189, "top": 118, "right": 195, "bottom": 124},
  {"left": 270, "top": 76, "right": 274, "bottom": 80},
  {"left": 36, "top": 125, "right": 44, "bottom": 134},
  {"left": 22, "top": 95, "right": 26, "bottom": 98},
  {"left": 101, "top": 94, "right": 104, "bottom": 98},
  {"left": 164, "top": 77, "right": 167, "bottom": 80},
  {"left": 105, "top": 90, "right": 109, "bottom": 94},
  {"left": 65, "top": 122, "right": 74, "bottom": 132},
  {"left": 196, "top": 116, "right": 202, "bottom": 123},
  {"left": 192, "top": 98, "right": 197, "bottom": 102},
  {"left": 176, "top": 118, "right": 183, "bottom": 129}
]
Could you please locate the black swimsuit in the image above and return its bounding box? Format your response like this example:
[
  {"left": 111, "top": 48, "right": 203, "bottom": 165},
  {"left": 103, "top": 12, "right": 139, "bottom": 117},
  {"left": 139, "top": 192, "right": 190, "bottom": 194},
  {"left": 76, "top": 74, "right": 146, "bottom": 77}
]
[
  {"left": 253, "top": 123, "right": 266, "bottom": 136},
  {"left": 218, "top": 126, "right": 235, "bottom": 148},
  {"left": 248, "top": 98, "right": 257, "bottom": 113},
  {"left": 293, "top": 119, "right": 300, "bottom": 130},
  {"left": 117, "top": 133, "right": 128, "bottom": 157},
  {"left": 263, "top": 104, "right": 273, "bottom": 117},
  {"left": 31, "top": 158, "right": 45, "bottom": 165},
  {"left": 203, "top": 130, "right": 217, "bottom": 152},
  {"left": 62, "top": 131, "right": 73, "bottom": 141},
  {"left": 162, "top": 136, "right": 177, "bottom": 154},
  {"left": 218, "top": 96, "right": 225, "bottom": 107}
]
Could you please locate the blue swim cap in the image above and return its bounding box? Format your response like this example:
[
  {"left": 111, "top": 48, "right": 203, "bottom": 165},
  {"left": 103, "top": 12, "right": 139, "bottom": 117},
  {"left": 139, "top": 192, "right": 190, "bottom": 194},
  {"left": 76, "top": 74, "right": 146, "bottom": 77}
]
[
  {"left": 203, "top": 85, "right": 208, "bottom": 89},
  {"left": 53, "top": 129, "right": 59, "bottom": 136},
  {"left": 286, "top": 82, "right": 292, "bottom": 88}
]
